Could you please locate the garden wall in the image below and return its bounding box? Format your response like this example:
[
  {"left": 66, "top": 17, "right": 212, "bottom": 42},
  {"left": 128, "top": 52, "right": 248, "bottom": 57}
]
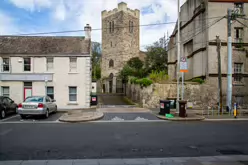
[{"left": 126, "top": 83, "right": 219, "bottom": 109}]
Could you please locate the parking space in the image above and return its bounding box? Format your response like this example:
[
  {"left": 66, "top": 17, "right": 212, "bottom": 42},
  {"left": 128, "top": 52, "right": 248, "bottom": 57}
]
[{"left": 0, "top": 112, "right": 63, "bottom": 123}]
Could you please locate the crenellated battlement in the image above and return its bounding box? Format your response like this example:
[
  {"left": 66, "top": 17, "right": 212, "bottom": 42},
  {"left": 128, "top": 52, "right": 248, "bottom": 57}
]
[{"left": 102, "top": 2, "right": 140, "bottom": 18}]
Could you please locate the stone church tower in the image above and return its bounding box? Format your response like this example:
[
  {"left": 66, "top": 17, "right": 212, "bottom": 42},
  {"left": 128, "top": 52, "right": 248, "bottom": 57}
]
[{"left": 101, "top": 2, "right": 140, "bottom": 93}]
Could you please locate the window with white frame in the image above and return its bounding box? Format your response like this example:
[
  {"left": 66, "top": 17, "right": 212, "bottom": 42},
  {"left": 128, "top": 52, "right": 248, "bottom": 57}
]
[
  {"left": 46, "top": 87, "right": 54, "bottom": 99},
  {"left": 2, "top": 58, "right": 10, "bottom": 72},
  {"left": 69, "top": 57, "right": 77, "bottom": 72},
  {"left": 69, "top": 87, "right": 77, "bottom": 102},
  {"left": 1, "top": 87, "right": 9, "bottom": 97},
  {"left": 23, "top": 57, "right": 31, "bottom": 71},
  {"left": 46, "top": 57, "right": 54, "bottom": 71},
  {"left": 234, "top": 63, "right": 243, "bottom": 82}
]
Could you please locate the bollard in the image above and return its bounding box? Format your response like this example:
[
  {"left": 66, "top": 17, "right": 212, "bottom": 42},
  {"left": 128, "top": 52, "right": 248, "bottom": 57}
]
[{"left": 234, "top": 103, "right": 237, "bottom": 119}]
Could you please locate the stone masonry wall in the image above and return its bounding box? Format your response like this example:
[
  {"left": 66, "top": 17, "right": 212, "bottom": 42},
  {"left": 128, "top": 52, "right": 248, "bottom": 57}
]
[{"left": 126, "top": 82, "right": 248, "bottom": 109}]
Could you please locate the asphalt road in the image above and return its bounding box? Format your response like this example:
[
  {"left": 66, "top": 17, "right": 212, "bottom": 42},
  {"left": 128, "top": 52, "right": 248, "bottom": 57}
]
[
  {"left": 0, "top": 121, "right": 248, "bottom": 160},
  {"left": 0, "top": 112, "right": 63, "bottom": 122}
]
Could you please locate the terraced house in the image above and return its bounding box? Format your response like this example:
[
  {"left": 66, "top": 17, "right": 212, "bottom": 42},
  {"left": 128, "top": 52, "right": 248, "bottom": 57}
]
[
  {"left": 0, "top": 24, "right": 92, "bottom": 109},
  {"left": 168, "top": 0, "right": 248, "bottom": 107}
]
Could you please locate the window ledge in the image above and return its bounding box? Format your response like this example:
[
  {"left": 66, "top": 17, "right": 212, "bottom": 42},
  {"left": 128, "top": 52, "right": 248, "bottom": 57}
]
[
  {"left": 68, "top": 72, "right": 78, "bottom": 74},
  {"left": 44, "top": 71, "right": 54, "bottom": 74},
  {"left": 1, "top": 71, "right": 11, "bottom": 73},
  {"left": 67, "top": 102, "right": 78, "bottom": 105}
]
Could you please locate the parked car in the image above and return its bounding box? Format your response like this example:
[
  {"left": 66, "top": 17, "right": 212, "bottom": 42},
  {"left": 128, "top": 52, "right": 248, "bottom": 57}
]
[
  {"left": 18, "top": 96, "right": 57, "bottom": 119},
  {"left": 0, "top": 96, "right": 18, "bottom": 119}
]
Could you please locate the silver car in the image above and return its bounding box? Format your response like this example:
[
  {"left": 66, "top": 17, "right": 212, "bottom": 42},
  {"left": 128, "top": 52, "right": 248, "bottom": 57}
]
[{"left": 18, "top": 96, "right": 57, "bottom": 119}]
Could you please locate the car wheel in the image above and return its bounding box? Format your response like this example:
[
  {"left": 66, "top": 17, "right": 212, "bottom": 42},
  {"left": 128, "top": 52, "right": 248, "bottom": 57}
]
[
  {"left": 45, "top": 109, "right": 49, "bottom": 118},
  {"left": 20, "top": 115, "right": 27, "bottom": 119},
  {"left": 0, "top": 110, "right": 6, "bottom": 119}
]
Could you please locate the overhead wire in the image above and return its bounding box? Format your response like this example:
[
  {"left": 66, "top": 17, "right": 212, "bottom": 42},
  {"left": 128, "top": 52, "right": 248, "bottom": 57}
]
[
  {"left": 0, "top": 16, "right": 226, "bottom": 36},
  {"left": 166, "top": 16, "right": 226, "bottom": 52}
]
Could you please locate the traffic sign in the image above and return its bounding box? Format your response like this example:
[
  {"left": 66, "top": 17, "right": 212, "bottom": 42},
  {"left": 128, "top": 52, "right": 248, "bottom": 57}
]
[{"left": 180, "top": 57, "right": 188, "bottom": 73}]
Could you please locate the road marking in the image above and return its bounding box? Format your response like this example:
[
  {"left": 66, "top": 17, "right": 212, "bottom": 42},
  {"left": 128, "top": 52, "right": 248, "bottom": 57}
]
[
  {"left": 0, "top": 114, "right": 19, "bottom": 122},
  {"left": 0, "top": 121, "right": 64, "bottom": 124},
  {"left": 1, "top": 155, "right": 248, "bottom": 164},
  {"left": 205, "top": 118, "right": 248, "bottom": 121},
  {"left": 0, "top": 128, "right": 12, "bottom": 136},
  {"left": 91, "top": 120, "right": 168, "bottom": 123}
]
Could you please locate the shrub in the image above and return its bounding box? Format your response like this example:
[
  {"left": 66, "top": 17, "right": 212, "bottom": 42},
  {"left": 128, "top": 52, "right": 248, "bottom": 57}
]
[
  {"left": 130, "top": 77, "right": 138, "bottom": 84},
  {"left": 129, "top": 77, "right": 153, "bottom": 87},
  {"left": 192, "top": 78, "right": 205, "bottom": 84},
  {"left": 149, "top": 70, "right": 169, "bottom": 83},
  {"left": 136, "top": 78, "right": 153, "bottom": 87}
]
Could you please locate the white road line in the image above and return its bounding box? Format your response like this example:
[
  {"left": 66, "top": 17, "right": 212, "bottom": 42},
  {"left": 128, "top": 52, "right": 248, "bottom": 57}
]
[
  {"left": 0, "top": 121, "right": 64, "bottom": 124},
  {"left": 0, "top": 128, "right": 12, "bottom": 136},
  {"left": 1, "top": 155, "right": 248, "bottom": 165},
  {"left": 91, "top": 120, "right": 168, "bottom": 123},
  {"left": 0, "top": 114, "right": 19, "bottom": 122}
]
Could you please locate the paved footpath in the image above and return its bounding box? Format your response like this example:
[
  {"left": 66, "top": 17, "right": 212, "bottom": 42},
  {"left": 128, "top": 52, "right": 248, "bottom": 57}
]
[{"left": 1, "top": 155, "right": 248, "bottom": 165}]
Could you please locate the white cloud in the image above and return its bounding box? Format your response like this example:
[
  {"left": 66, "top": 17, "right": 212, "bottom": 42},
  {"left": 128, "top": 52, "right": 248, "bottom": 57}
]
[
  {"left": 4, "top": 0, "right": 188, "bottom": 50},
  {"left": 0, "top": 11, "right": 19, "bottom": 35},
  {"left": 8, "top": 0, "right": 52, "bottom": 12},
  {"left": 53, "top": 1, "right": 66, "bottom": 21}
]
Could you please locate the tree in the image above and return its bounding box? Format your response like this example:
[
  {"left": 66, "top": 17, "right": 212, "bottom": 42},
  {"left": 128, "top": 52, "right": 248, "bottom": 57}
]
[
  {"left": 145, "top": 45, "right": 167, "bottom": 74},
  {"left": 91, "top": 42, "right": 102, "bottom": 80},
  {"left": 127, "top": 57, "right": 143, "bottom": 70},
  {"left": 118, "top": 57, "right": 146, "bottom": 82}
]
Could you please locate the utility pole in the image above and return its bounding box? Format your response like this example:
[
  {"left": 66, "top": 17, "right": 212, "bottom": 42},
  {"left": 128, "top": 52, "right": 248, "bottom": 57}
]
[
  {"left": 176, "top": 0, "right": 181, "bottom": 112},
  {"left": 216, "top": 36, "right": 223, "bottom": 114},
  {"left": 227, "top": 9, "right": 233, "bottom": 112}
]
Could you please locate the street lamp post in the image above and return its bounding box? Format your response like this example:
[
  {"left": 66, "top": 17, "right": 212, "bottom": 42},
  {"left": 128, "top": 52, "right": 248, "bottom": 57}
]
[{"left": 176, "top": 0, "right": 181, "bottom": 112}]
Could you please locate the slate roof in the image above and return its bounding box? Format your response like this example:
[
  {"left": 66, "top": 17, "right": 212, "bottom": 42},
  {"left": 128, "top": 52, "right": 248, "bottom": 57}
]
[{"left": 0, "top": 36, "right": 90, "bottom": 55}]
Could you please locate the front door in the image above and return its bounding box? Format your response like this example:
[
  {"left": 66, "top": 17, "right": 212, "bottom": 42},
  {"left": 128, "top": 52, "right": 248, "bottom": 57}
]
[
  {"left": 24, "top": 88, "right": 32, "bottom": 100},
  {"left": 109, "top": 81, "right": 113, "bottom": 93}
]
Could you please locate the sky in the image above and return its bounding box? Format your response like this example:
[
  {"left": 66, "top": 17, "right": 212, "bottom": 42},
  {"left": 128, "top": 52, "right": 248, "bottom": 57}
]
[{"left": 0, "top": 0, "right": 186, "bottom": 50}]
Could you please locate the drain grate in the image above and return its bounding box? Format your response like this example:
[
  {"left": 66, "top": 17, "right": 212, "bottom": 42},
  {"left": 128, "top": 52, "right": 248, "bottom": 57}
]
[{"left": 217, "top": 149, "right": 244, "bottom": 155}]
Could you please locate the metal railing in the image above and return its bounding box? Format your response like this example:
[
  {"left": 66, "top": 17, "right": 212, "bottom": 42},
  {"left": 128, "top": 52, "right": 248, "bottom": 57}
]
[{"left": 200, "top": 104, "right": 248, "bottom": 118}]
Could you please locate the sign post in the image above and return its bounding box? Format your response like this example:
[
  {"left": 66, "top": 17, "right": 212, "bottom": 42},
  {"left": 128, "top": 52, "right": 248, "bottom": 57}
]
[{"left": 180, "top": 57, "right": 188, "bottom": 100}]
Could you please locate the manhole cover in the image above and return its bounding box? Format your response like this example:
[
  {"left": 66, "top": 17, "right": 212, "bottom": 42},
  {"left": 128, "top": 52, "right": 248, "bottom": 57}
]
[{"left": 217, "top": 149, "right": 244, "bottom": 155}]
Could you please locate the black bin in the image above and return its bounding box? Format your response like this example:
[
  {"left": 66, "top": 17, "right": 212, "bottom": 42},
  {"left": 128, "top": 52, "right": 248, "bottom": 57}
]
[
  {"left": 159, "top": 100, "right": 171, "bottom": 115},
  {"left": 179, "top": 100, "right": 187, "bottom": 117},
  {"left": 90, "top": 94, "right": 98, "bottom": 106}
]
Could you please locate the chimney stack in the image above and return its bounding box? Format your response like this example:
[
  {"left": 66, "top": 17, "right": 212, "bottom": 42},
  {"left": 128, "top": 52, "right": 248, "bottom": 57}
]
[{"left": 84, "top": 24, "right": 92, "bottom": 40}]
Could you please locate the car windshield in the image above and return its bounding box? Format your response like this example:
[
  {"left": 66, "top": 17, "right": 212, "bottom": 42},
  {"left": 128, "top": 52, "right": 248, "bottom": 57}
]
[{"left": 24, "top": 97, "right": 44, "bottom": 102}]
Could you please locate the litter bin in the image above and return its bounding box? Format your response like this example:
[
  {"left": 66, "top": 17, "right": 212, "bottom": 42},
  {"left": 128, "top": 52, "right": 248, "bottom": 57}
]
[
  {"left": 159, "top": 100, "right": 171, "bottom": 115},
  {"left": 90, "top": 94, "right": 98, "bottom": 106},
  {"left": 179, "top": 100, "right": 187, "bottom": 117}
]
